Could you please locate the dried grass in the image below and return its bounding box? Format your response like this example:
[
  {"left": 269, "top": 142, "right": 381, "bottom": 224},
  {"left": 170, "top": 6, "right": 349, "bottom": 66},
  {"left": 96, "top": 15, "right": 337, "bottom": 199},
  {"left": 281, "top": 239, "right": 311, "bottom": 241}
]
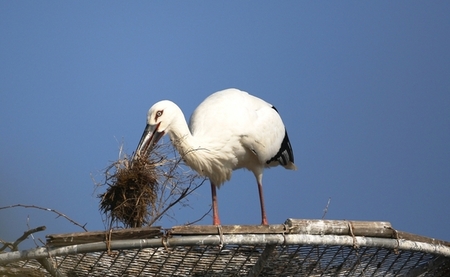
[
  {"left": 99, "top": 157, "right": 156, "bottom": 228},
  {"left": 96, "top": 141, "right": 205, "bottom": 228}
]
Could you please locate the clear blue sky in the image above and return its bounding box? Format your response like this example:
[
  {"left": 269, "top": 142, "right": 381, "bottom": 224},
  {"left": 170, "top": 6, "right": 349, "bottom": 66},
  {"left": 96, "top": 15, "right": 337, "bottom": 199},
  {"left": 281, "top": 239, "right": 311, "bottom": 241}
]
[{"left": 1, "top": 2, "right": 449, "bottom": 248}]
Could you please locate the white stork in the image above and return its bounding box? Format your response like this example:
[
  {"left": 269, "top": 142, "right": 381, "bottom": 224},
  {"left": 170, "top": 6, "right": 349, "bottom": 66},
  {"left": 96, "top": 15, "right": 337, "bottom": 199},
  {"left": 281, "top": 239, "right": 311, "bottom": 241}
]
[{"left": 135, "top": 88, "right": 296, "bottom": 225}]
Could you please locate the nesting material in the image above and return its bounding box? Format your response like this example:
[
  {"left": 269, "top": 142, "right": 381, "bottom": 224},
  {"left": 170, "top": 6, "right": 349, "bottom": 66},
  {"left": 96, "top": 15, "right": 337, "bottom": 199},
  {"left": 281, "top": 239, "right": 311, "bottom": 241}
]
[
  {"left": 99, "top": 154, "right": 158, "bottom": 228},
  {"left": 97, "top": 142, "right": 205, "bottom": 229}
]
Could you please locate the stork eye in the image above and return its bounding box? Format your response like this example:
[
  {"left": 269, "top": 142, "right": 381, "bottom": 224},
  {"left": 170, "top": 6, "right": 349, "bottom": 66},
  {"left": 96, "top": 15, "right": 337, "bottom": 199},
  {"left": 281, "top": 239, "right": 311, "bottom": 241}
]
[{"left": 156, "top": 111, "right": 163, "bottom": 117}]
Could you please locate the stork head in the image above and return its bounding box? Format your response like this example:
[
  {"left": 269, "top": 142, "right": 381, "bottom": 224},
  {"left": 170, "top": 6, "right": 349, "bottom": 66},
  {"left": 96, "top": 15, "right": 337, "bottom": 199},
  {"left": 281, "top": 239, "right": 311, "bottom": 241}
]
[{"left": 134, "top": 100, "right": 178, "bottom": 160}]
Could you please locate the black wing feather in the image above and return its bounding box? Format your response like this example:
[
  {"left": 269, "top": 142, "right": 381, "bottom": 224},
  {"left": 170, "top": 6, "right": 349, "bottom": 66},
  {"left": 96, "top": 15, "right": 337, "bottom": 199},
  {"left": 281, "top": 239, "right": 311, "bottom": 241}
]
[{"left": 266, "top": 106, "right": 295, "bottom": 166}]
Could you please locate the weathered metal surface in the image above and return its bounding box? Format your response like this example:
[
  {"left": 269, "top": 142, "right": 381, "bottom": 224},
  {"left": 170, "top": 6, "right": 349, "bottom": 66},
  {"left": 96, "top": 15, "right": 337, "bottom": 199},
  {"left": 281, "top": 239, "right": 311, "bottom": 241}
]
[{"left": 1, "top": 219, "right": 450, "bottom": 276}]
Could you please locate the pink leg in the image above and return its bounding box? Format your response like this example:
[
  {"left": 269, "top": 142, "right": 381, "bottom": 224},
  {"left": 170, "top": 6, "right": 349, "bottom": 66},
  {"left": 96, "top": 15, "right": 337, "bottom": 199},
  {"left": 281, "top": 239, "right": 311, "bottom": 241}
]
[
  {"left": 257, "top": 180, "right": 268, "bottom": 225},
  {"left": 211, "top": 182, "right": 221, "bottom": 225}
]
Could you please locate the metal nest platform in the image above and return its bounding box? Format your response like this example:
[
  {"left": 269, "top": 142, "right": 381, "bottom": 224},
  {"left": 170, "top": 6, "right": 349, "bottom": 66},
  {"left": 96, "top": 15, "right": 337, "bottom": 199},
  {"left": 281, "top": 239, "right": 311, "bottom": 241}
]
[{"left": 1, "top": 219, "right": 449, "bottom": 276}]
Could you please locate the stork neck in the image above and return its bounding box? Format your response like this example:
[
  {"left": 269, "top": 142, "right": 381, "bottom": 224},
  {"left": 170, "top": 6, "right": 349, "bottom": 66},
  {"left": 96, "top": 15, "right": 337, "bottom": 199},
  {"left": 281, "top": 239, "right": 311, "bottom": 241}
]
[
  {"left": 165, "top": 107, "right": 232, "bottom": 185},
  {"left": 167, "top": 112, "right": 199, "bottom": 157}
]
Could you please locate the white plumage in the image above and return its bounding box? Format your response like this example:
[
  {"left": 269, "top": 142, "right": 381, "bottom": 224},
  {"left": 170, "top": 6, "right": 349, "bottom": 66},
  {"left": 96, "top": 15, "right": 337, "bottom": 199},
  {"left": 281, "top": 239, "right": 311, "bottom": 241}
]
[{"left": 135, "top": 88, "right": 296, "bottom": 225}]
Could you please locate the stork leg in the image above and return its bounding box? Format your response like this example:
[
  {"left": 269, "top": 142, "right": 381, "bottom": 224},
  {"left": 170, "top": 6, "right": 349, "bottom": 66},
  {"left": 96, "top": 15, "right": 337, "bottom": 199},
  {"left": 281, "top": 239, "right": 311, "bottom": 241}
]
[
  {"left": 257, "top": 179, "right": 269, "bottom": 225},
  {"left": 211, "top": 182, "right": 221, "bottom": 225}
]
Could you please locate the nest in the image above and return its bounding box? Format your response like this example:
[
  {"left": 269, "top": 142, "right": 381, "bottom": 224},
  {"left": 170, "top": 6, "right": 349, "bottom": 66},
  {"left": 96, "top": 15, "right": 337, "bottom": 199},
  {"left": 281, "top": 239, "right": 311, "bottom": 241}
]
[
  {"left": 99, "top": 155, "right": 158, "bottom": 228},
  {"left": 97, "top": 142, "right": 206, "bottom": 229}
]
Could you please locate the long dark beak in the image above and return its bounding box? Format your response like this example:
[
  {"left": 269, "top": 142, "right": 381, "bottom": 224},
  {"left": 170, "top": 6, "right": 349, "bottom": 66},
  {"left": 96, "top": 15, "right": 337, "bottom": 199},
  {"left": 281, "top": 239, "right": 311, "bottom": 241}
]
[{"left": 133, "top": 123, "right": 164, "bottom": 161}]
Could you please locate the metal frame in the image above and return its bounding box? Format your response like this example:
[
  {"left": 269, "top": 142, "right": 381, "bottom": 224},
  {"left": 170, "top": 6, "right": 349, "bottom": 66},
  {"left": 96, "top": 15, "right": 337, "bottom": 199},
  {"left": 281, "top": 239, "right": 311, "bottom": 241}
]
[
  {"left": 1, "top": 221, "right": 449, "bottom": 276},
  {"left": 2, "top": 233, "right": 450, "bottom": 264}
]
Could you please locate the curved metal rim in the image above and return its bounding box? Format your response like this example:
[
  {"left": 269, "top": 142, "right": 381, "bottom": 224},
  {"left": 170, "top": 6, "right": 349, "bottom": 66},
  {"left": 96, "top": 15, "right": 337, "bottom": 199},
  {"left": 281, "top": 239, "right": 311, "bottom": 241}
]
[{"left": 1, "top": 233, "right": 450, "bottom": 265}]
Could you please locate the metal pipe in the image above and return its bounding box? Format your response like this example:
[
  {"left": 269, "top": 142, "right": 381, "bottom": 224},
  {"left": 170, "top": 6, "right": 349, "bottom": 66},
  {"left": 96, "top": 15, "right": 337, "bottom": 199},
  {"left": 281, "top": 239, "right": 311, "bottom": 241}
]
[{"left": 1, "top": 234, "right": 450, "bottom": 265}]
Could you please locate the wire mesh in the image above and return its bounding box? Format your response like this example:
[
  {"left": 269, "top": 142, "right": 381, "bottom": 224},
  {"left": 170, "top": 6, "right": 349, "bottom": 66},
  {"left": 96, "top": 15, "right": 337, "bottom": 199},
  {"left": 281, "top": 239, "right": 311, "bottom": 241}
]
[
  {"left": 2, "top": 238, "right": 450, "bottom": 276},
  {"left": 2, "top": 220, "right": 450, "bottom": 276}
]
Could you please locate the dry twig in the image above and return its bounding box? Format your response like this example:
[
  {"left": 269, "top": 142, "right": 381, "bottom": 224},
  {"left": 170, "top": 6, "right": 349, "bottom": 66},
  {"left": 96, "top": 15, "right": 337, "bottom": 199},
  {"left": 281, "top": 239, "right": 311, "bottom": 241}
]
[
  {"left": 0, "top": 204, "right": 88, "bottom": 231},
  {"left": 185, "top": 206, "right": 212, "bottom": 226},
  {"left": 322, "top": 197, "right": 332, "bottom": 219},
  {"left": 95, "top": 140, "right": 206, "bottom": 229},
  {"left": 0, "top": 226, "right": 46, "bottom": 251}
]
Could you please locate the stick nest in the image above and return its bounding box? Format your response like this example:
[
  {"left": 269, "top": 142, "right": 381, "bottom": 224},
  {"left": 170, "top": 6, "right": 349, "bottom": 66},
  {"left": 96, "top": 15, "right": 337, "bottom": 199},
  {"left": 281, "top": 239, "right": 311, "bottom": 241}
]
[
  {"left": 99, "top": 155, "right": 158, "bottom": 228},
  {"left": 96, "top": 142, "right": 205, "bottom": 228}
]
